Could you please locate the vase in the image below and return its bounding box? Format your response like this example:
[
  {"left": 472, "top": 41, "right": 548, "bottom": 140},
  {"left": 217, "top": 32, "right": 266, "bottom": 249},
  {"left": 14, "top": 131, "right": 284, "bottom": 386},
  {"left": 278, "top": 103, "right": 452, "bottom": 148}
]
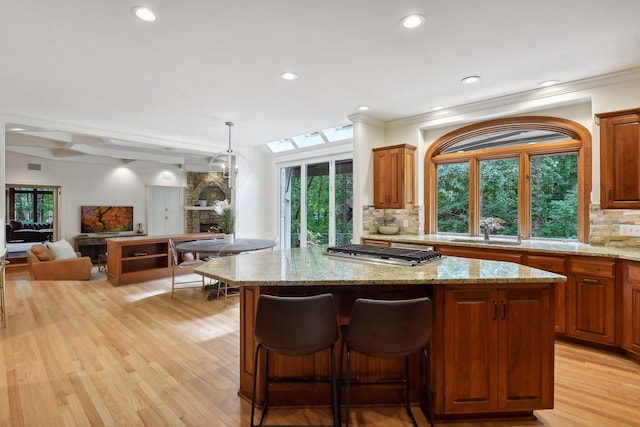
[
  {"left": 224, "top": 233, "right": 234, "bottom": 244},
  {"left": 136, "top": 223, "right": 144, "bottom": 234}
]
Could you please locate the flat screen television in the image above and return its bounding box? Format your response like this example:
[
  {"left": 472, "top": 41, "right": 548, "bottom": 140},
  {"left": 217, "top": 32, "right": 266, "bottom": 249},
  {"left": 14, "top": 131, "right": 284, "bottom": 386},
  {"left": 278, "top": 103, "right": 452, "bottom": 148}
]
[{"left": 80, "top": 206, "right": 134, "bottom": 234}]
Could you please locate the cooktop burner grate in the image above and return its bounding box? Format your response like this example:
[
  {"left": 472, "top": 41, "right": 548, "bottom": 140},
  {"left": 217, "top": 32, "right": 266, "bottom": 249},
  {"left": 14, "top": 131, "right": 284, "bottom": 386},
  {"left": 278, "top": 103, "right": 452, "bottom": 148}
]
[{"left": 324, "top": 244, "right": 443, "bottom": 266}]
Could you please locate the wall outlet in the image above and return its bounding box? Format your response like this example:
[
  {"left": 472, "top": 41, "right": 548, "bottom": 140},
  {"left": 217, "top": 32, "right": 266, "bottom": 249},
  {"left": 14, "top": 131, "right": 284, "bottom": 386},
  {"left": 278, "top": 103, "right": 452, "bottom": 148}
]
[
  {"left": 620, "top": 224, "right": 640, "bottom": 236},
  {"left": 403, "top": 219, "right": 409, "bottom": 228}
]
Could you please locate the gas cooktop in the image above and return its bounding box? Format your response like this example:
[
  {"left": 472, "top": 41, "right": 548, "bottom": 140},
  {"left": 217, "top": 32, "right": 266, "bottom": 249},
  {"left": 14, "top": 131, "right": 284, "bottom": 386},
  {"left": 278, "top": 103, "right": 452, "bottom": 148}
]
[{"left": 324, "top": 244, "right": 443, "bottom": 267}]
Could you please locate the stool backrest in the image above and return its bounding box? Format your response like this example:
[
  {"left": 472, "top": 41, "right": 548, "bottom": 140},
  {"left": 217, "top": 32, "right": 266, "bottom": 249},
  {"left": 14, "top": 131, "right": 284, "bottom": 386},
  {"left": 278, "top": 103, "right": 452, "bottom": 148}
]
[
  {"left": 168, "top": 239, "right": 179, "bottom": 267},
  {"left": 255, "top": 294, "right": 339, "bottom": 356},
  {"left": 345, "top": 297, "right": 432, "bottom": 358}
]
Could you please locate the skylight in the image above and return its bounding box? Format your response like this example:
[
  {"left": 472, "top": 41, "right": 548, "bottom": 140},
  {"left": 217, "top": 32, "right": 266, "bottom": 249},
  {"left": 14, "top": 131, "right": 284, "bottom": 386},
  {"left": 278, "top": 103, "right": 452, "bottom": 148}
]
[{"left": 266, "top": 124, "right": 353, "bottom": 153}]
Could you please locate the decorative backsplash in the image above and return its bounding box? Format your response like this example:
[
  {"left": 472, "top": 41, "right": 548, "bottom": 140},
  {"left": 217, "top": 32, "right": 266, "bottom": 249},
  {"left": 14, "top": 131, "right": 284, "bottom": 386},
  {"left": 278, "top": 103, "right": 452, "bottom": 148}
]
[
  {"left": 362, "top": 205, "right": 423, "bottom": 235},
  {"left": 590, "top": 203, "right": 640, "bottom": 248}
]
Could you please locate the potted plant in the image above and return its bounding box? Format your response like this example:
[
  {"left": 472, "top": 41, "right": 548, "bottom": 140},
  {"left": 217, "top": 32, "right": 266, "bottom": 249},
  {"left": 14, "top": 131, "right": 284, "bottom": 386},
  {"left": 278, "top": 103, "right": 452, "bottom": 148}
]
[{"left": 213, "top": 199, "right": 235, "bottom": 243}]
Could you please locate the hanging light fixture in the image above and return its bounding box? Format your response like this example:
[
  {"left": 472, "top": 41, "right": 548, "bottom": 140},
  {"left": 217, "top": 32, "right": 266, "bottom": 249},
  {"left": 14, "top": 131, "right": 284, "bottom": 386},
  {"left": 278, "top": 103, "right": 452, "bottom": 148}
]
[{"left": 225, "top": 121, "right": 235, "bottom": 190}]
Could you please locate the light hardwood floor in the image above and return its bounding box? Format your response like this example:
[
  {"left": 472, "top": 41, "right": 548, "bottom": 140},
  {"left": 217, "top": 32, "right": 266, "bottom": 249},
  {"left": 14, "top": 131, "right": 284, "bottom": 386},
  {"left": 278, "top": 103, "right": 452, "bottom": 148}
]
[{"left": 1, "top": 273, "right": 639, "bottom": 426}]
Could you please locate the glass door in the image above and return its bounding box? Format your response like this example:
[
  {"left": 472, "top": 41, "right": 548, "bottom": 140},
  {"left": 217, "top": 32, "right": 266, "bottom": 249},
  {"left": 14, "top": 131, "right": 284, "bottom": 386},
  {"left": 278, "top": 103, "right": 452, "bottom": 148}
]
[{"left": 279, "top": 157, "right": 352, "bottom": 248}]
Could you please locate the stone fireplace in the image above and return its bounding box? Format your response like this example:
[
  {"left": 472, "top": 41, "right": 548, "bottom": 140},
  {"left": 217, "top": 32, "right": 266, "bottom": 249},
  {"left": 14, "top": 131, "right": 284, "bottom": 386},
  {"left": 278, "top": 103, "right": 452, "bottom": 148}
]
[{"left": 185, "top": 172, "right": 231, "bottom": 234}]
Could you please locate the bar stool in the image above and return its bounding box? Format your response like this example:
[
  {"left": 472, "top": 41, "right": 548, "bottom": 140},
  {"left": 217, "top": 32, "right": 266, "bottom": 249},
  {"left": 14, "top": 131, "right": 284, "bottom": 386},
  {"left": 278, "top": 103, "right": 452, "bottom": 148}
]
[
  {"left": 341, "top": 297, "right": 434, "bottom": 427},
  {"left": 250, "top": 294, "right": 340, "bottom": 427}
]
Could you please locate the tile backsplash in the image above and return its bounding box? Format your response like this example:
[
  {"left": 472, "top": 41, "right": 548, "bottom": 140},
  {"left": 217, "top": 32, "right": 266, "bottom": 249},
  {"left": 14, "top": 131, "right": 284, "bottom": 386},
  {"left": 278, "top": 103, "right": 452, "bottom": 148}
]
[
  {"left": 362, "top": 205, "right": 423, "bottom": 235},
  {"left": 590, "top": 203, "right": 640, "bottom": 248}
]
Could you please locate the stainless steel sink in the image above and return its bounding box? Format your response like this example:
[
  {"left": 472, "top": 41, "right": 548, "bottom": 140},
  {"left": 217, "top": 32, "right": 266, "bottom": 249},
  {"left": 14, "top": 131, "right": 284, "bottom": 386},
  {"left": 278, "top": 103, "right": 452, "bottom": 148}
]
[{"left": 448, "top": 238, "right": 522, "bottom": 246}]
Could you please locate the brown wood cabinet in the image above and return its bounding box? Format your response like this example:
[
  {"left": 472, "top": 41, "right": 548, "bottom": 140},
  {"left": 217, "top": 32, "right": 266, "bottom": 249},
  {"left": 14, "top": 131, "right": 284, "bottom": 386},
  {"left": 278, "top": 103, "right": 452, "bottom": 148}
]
[
  {"left": 372, "top": 144, "right": 416, "bottom": 209},
  {"left": 436, "top": 286, "right": 554, "bottom": 414},
  {"left": 596, "top": 108, "right": 640, "bottom": 209},
  {"left": 523, "top": 254, "right": 567, "bottom": 333},
  {"left": 566, "top": 257, "right": 618, "bottom": 345},
  {"left": 106, "top": 233, "right": 222, "bottom": 286},
  {"left": 623, "top": 261, "right": 640, "bottom": 358}
]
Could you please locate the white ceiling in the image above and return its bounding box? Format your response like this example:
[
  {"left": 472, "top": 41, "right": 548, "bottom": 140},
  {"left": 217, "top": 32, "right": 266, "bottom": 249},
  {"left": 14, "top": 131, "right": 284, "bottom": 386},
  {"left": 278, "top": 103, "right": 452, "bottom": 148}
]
[{"left": 2, "top": 0, "right": 640, "bottom": 167}]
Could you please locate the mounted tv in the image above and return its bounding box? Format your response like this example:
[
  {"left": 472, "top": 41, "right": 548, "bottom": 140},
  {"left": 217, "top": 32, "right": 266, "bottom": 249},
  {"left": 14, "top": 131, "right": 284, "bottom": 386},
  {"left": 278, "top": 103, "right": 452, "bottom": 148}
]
[{"left": 80, "top": 206, "right": 134, "bottom": 234}]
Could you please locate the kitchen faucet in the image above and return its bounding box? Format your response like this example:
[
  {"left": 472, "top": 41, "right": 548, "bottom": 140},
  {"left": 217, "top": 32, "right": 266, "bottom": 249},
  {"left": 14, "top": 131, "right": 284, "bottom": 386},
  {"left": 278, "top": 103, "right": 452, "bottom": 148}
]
[{"left": 480, "top": 223, "right": 490, "bottom": 240}]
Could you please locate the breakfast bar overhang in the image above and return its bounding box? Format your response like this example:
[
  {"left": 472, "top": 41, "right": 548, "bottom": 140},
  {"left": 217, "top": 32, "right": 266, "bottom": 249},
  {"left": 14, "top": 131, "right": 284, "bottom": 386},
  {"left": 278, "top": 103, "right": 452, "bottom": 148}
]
[{"left": 195, "top": 246, "right": 565, "bottom": 421}]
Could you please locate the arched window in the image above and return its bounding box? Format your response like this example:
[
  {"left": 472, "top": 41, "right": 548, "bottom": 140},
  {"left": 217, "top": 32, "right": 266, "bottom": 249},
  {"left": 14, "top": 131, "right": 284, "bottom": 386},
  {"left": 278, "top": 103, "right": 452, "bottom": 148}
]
[{"left": 424, "top": 116, "right": 591, "bottom": 242}]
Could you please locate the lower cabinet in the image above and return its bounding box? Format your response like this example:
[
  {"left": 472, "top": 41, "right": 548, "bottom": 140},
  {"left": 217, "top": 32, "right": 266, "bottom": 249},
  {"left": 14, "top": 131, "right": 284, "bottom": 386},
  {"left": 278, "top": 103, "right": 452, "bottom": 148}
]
[
  {"left": 623, "top": 261, "right": 640, "bottom": 357},
  {"left": 438, "top": 286, "right": 554, "bottom": 414},
  {"left": 566, "top": 257, "right": 618, "bottom": 345}
]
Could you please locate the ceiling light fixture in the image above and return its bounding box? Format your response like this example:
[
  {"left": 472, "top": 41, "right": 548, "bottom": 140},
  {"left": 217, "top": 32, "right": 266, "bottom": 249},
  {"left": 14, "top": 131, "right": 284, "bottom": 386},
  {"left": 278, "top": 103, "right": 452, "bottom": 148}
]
[
  {"left": 461, "top": 76, "right": 481, "bottom": 84},
  {"left": 539, "top": 79, "right": 559, "bottom": 87},
  {"left": 224, "top": 121, "right": 237, "bottom": 189},
  {"left": 131, "top": 6, "right": 156, "bottom": 22},
  {"left": 280, "top": 72, "right": 298, "bottom": 80},
  {"left": 400, "top": 14, "right": 425, "bottom": 29},
  {"left": 358, "top": 105, "right": 369, "bottom": 111}
]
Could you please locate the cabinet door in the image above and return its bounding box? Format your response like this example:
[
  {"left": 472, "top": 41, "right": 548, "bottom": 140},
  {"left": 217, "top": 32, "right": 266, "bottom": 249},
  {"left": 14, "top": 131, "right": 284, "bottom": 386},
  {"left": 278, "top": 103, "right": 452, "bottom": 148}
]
[
  {"left": 623, "top": 262, "right": 640, "bottom": 356},
  {"left": 373, "top": 148, "right": 399, "bottom": 208},
  {"left": 598, "top": 110, "right": 640, "bottom": 209},
  {"left": 443, "top": 289, "right": 498, "bottom": 413},
  {"left": 567, "top": 274, "right": 616, "bottom": 344},
  {"left": 498, "top": 287, "right": 554, "bottom": 411}
]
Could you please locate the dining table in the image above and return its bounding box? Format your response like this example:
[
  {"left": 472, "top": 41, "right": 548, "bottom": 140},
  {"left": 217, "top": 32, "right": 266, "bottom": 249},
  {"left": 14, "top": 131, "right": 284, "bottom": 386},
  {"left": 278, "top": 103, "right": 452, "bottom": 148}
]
[{"left": 175, "top": 238, "right": 277, "bottom": 257}]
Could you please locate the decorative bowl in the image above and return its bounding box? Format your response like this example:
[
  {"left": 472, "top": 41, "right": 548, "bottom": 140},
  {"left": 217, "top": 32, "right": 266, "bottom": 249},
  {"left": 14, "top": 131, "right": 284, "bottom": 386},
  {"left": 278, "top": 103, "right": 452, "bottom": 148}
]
[{"left": 378, "top": 225, "right": 399, "bottom": 235}]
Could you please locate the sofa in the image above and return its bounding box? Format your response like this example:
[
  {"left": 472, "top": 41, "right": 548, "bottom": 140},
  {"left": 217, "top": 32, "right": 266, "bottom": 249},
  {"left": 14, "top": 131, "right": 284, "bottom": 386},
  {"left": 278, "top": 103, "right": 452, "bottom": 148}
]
[
  {"left": 27, "top": 244, "right": 92, "bottom": 281},
  {"left": 6, "top": 220, "right": 54, "bottom": 243}
]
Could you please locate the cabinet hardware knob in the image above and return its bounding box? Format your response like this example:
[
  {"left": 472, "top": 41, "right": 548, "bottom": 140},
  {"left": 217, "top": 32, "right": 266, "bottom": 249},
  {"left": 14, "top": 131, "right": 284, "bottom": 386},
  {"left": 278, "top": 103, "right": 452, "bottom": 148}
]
[
  {"left": 502, "top": 301, "right": 507, "bottom": 320},
  {"left": 493, "top": 301, "right": 497, "bottom": 320}
]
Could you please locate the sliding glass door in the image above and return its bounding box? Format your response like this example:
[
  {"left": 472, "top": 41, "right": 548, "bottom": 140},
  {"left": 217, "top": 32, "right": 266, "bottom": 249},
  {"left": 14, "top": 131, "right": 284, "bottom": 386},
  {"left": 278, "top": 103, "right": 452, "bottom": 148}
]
[{"left": 279, "top": 157, "right": 352, "bottom": 248}]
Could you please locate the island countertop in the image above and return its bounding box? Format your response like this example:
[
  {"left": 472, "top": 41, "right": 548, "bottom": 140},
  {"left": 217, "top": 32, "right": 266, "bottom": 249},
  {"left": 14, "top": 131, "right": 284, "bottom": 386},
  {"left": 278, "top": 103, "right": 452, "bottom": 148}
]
[{"left": 194, "top": 245, "right": 565, "bottom": 286}]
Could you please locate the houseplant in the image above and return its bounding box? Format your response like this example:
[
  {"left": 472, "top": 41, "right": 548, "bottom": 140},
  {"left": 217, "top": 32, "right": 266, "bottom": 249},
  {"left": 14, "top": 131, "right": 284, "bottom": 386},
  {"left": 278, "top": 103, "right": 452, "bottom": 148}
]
[{"left": 213, "top": 199, "right": 235, "bottom": 243}]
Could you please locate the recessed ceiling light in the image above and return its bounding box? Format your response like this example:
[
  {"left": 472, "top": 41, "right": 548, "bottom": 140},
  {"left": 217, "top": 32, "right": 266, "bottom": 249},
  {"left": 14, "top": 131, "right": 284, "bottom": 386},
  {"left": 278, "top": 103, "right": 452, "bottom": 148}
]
[
  {"left": 400, "top": 14, "right": 425, "bottom": 29},
  {"left": 131, "top": 6, "right": 156, "bottom": 22},
  {"left": 431, "top": 106, "right": 444, "bottom": 111},
  {"left": 358, "top": 105, "right": 369, "bottom": 111},
  {"left": 539, "top": 79, "right": 559, "bottom": 87},
  {"left": 280, "top": 72, "right": 298, "bottom": 80},
  {"left": 461, "top": 76, "right": 481, "bottom": 84}
]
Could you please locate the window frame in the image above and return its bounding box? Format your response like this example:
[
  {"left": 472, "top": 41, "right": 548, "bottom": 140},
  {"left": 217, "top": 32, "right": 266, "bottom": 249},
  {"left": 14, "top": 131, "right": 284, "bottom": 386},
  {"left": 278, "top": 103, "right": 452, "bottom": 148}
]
[{"left": 424, "top": 116, "right": 591, "bottom": 242}]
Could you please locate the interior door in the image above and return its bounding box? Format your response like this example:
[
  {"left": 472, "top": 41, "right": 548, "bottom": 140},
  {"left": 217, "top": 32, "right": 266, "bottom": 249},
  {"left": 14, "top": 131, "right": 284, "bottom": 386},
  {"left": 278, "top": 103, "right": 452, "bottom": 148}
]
[{"left": 147, "top": 186, "right": 182, "bottom": 235}]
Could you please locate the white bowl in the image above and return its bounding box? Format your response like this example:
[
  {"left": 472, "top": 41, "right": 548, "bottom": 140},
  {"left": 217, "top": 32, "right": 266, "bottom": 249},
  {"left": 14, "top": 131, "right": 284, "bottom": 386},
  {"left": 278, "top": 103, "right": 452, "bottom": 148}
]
[{"left": 378, "top": 225, "right": 399, "bottom": 235}]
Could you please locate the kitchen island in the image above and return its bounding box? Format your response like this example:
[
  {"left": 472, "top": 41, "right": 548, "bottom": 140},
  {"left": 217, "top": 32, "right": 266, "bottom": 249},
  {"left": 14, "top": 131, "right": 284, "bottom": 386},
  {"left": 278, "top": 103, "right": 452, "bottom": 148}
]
[{"left": 195, "top": 245, "right": 565, "bottom": 421}]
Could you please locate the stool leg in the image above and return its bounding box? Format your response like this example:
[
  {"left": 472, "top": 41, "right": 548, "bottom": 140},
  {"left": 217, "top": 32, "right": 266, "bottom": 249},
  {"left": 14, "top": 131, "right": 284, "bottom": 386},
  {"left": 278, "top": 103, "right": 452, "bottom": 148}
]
[
  {"left": 330, "top": 344, "right": 339, "bottom": 427},
  {"left": 250, "top": 344, "right": 262, "bottom": 427},
  {"left": 345, "top": 348, "right": 352, "bottom": 427},
  {"left": 404, "top": 356, "right": 419, "bottom": 427},
  {"left": 424, "top": 348, "right": 435, "bottom": 427},
  {"left": 259, "top": 349, "right": 270, "bottom": 425}
]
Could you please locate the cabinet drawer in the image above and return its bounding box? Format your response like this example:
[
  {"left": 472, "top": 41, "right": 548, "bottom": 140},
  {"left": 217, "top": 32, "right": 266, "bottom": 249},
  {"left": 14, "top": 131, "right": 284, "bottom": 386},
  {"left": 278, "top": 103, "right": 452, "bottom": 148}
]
[
  {"left": 361, "top": 238, "right": 391, "bottom": 248},
  {"left": 625, "top": 262, "right": 640, "bottom": 282},
  {"left": 524, "top": 255, "right": 566, "bottom": 274},
  {"left": 570, "top": 258, "right": 615, "bottom": 278}
]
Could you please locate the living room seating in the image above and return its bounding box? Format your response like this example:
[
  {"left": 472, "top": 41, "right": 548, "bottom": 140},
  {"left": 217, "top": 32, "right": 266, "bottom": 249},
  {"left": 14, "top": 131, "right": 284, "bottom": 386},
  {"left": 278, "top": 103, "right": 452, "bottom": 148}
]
[
  {"left": 6, "top": 220, "right": 54, "bottom": 243},
  {"left": 27, "top": 242, "right": 92, "bottom": 281}
]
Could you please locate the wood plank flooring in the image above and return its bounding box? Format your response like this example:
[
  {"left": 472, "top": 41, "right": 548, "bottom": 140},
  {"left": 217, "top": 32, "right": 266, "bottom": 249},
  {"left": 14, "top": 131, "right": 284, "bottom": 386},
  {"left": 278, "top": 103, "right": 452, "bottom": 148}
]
[{"left": 1, "top": 274, "right": 639, "bottom": 426}]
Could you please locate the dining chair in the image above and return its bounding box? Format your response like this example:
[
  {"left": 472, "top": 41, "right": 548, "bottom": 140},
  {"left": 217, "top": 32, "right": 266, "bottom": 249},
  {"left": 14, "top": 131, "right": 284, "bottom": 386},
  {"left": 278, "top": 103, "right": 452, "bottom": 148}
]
[
  {"left": 168, "top": 239, "right": 206, "bottom": 299},
  {"left": 340, "top": 297, "right": 434, "bottom": 427}
]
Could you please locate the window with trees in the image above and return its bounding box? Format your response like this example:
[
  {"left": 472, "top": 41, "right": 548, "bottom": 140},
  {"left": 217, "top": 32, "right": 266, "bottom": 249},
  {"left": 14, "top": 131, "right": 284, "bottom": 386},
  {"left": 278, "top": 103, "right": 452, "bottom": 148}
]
[
  {"left": 426, "top": 116, "right": 591, "bottom": 242},
  {"left": 6, "top": 187, "right": 55, "bottom": 223}
]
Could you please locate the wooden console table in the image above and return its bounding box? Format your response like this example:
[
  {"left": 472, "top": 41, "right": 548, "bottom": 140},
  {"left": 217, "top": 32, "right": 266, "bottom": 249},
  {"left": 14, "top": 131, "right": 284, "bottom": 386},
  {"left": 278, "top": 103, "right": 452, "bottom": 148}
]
[{"left": 105, "top": 233, "right": 222, "bottom": 286}]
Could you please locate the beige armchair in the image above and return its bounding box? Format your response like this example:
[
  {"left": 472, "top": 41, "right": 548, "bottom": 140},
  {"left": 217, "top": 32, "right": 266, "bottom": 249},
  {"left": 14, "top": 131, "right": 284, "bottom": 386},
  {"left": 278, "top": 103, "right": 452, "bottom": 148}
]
[{"left": 27, "top": 244, "right": 92, "bottom": 281}]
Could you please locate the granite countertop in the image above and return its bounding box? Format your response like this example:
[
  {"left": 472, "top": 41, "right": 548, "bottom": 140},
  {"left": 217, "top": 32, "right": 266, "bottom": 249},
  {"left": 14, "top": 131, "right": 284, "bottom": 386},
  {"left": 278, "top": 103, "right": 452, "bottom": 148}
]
[
  {"left": 362, "top": 232, "right": 640, "bottom": 261},
  {"left": 195, "top": 245, "right": 565, "bottom": 287}
]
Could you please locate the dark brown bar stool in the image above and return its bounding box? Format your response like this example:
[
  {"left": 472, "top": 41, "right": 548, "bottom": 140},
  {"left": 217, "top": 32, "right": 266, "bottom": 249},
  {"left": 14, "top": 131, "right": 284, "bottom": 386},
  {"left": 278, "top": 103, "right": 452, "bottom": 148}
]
[
  {"left": 250, "top": 293, "right": 340, "bottom": 427},
  {"left": 341, "top": 297, "right": 434, "bottom": 427}
]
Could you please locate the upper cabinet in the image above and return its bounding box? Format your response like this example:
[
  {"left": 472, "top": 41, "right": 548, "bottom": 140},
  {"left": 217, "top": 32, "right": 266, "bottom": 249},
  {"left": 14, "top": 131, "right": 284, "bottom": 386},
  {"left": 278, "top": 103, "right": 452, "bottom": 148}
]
[
  {"left": 372, "top": 144, "right": 416, "bottom": 209},
  {"left": 596, "top": 108, "right": 640, "bottom": 209}
]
